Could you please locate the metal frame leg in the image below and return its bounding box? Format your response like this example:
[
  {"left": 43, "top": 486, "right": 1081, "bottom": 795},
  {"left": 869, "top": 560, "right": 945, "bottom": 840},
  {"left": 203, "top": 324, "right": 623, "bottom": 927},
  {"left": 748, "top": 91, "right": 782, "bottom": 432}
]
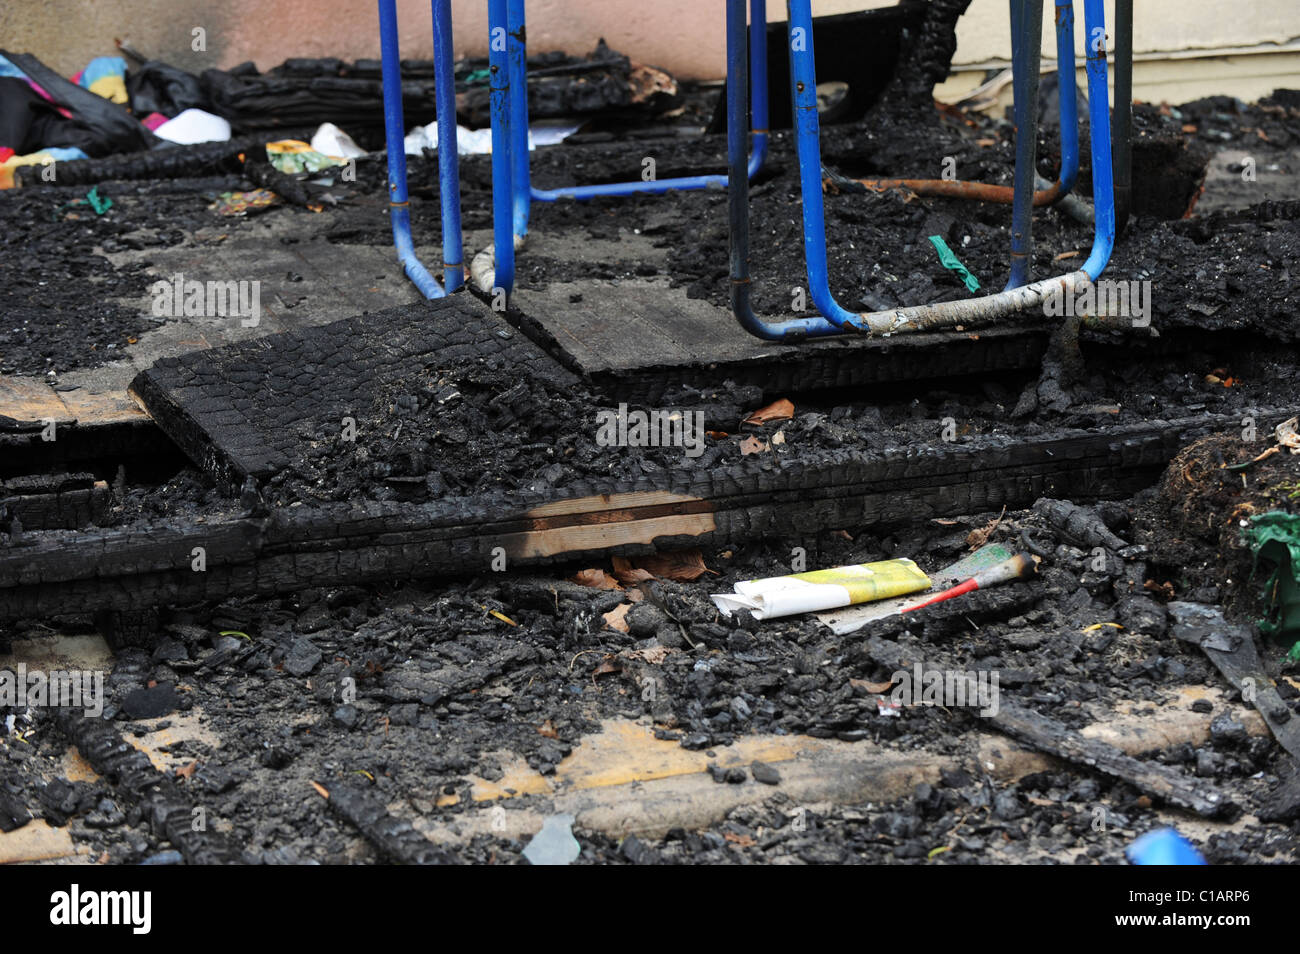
[
  {"left": 1006, "top": 0, "right": 1044, "bottom": 289},
  {"left": 432, "top": 0, "right": 464, "bottom": 291},
  {"left": 378, "top": 0, "right": 465, "bottom": 298},
  {"left": 488, "top": 0, "right": 515, "bottom": 296},
  {"left": 1112, "top": 0, "right": 1133, "bottom": 236},
  {"left": 503, "top": 0, "right": 769, "bottom": 224},
  {"left": 1079, "top": 0, "right": 1116, "bottom": 278},
  {"left": 728, "top": 0, "right": 843, "bottom": 339},
  {"left": 489, "top": 0, "right": 771, "bottom": 293},
  {"left": 506, "top": 0, "right": 531, "bottom": 238},
  {"left": 1052, "top": 0, "right": 1079, "bottom": 199},
  {"left": 729, "top": 0, "right": 1116, "bottom": 339}
]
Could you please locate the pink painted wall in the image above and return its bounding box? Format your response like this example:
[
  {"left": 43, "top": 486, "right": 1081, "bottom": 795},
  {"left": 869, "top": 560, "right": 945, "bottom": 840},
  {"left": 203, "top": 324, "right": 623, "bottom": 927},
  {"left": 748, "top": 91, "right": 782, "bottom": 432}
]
[
  {"left": 6, "top": 0, "right": 1287, "bottom": 92},
  {"left": 0, "top": 0, "right": 736, "bottom": 80},
  {"left": 223, "top": 0, "right": 730, "bottom": 77}
]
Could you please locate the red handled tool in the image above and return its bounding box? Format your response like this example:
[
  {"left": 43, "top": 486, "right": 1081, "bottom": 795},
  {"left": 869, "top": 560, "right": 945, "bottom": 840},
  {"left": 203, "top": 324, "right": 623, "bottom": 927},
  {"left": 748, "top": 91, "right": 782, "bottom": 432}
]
[{"left": 900, "top": 552, "right": 1040, "bottom": 613}]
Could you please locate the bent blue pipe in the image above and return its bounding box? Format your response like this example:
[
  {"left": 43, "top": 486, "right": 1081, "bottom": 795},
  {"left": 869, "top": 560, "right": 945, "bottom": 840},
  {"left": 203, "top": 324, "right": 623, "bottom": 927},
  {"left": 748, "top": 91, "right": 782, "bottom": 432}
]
[
  {"left": 730, "top": 0, "right": 1117, "bottom": 339},
  {"left": 1080, "top": 0, "right": 1115, "bottom": 279},
  {"left": 1006, "top": 0, "right": 1043, "bottom": 290},
  {"left": 785, "top": 0, "right": 869, "bottom": 329},
  {"left": 379, "top": 0, "right": 443, "bottom": 298},
  {"left": 502, "top": 0, "right": 769, "bottom": 232},
  {"left": 488, "top": 0, "right": 515, "bottom": 296},
  {"left": 727, "top": 0, "right": 844, "bottom": 339},
  {"left": 378, "top": 0, "right": 465, "bottom": 298}
]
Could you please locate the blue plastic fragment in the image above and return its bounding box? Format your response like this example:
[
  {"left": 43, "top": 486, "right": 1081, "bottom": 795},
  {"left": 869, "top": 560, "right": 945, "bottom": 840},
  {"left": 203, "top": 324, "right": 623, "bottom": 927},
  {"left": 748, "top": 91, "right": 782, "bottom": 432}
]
[{"left": 1126, "top": 828, "right": 1207, "bottom": 865}]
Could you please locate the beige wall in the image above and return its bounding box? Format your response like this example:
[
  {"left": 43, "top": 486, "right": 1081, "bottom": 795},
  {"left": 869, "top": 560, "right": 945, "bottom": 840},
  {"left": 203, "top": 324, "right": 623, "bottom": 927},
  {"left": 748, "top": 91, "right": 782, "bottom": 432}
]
[{"left": 3, "top": 0, "right": 1297, "bottom": 100}]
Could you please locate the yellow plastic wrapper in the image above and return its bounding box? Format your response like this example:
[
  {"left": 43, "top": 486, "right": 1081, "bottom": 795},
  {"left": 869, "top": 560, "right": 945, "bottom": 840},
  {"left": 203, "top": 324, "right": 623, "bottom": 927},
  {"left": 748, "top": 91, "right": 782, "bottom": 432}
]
[{"left": 711, "top": 559, "right": 931, "bottom": 620}]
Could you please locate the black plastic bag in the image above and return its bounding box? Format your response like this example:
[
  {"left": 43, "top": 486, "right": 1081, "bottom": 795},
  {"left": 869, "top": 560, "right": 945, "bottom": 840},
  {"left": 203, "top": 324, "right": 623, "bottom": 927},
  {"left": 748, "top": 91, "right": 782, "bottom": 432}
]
[
  {"left": 126, "top": 60, "right": 210, "bottom": 118},
  {"left": 0, "top": 77, "right": 102, "bottom": 154}
]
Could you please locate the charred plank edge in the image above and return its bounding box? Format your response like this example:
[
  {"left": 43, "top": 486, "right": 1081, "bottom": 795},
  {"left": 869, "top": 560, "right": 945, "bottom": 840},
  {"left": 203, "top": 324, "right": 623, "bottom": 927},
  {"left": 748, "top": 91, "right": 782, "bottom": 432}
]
[
  {"left": 861, "top": 637, "right": 1235, "bottom": 819},
  {"left": 990, "top": 698, "right": 1233, "bottom": 818},
  {"left": 320, "top": 782, "right": 456, "bottom": 865},
  {"left": 1, "top": 481, "right": 112, "bottom": 531},
  {"left": 1, "top": 409, "right": 1294, "bottom": 618},
  {"left": 51, "top": 708, "right": 237, "bottom": 864},
  {"left": 0, "top": 377, "right": 159, "bottom": 478}
]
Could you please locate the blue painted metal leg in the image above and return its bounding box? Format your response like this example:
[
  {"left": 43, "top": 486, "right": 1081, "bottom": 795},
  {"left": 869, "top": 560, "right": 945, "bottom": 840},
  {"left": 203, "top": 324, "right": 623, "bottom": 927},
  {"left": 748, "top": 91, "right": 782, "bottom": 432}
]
[
  {"left": 379, "top": 0, "right": 447, "bottom": 298},
  {"left": 1054, "top": 0, "right": 1079, "bottom": 197},
  {"left": 727, "top": 0, "right": 844, "bottom": 339},
  {"left": 746, "top": 0, "right": 770, "bottom": 181},
  {"left": 785, "top": 0, "right": 867, "bottom": 329},
  {"left": 507, "top": 0, "right": 531, "bottom": 239},
  {"left": 1081, "top": 0, "right": 1115, "bottom": 279},
  {"left": 488, "top": 0, "right": 515, "bottom": 295},
  {"left": 1005, "top": 0, "right": 1043, "bottom": 290},
  {"left": 433, "top": 0, "right": 464, "bottom": 291},
  {"left": 733, "top": 0, "right": 1115, "bottom": 338}
]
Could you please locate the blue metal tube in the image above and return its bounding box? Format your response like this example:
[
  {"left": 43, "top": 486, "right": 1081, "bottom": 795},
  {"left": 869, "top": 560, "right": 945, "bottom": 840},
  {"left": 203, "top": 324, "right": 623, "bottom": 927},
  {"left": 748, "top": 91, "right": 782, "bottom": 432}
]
[
  {"left": 1054, "top": 0, "right": 1079, "bottom": 197},
  {"left": 1111, "top": 0, "right": 1133, "bottom": 235},
  {"left": 523, "top": 0, "right": 768, "bottom": 203},
  {"left": 747, "top": 0, "right": 770, "bottom": 176},
  {"left": 378, "top": 0, "right": 446, "bottom": 298},
  {"left": 786, "top": 0, "right": 867, "bottom": 329},
  {"left": 432, "top": 0, "right": 464, "bottom": 291},
  {"left": 1005, "top": 0, "right": 1043, "bottom": 290},
  {"left": 506, "top": 0, "right": 531, "bottom": 238},
  {"left": 1080, "top": 0, "right": 1115, "bottom": 279},
  {"left": 727, "top": 0, "right": 844, "bottom": 339},
  {"left": 729, "top": 0, "right": 1116, "bottom": 340},
  {"left": 488, "top": 0, "right": 515, "bottom": 295}
]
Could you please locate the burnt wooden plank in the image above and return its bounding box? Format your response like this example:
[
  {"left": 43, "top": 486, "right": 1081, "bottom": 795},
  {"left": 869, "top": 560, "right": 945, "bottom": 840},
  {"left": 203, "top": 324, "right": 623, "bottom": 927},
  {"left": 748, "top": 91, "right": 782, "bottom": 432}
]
[
  {"left": 0, "top": 377, "right": 171, "bottom": 479},
  {"left": 988, "top": 699, "right": 1233, "bottom": 817},
  {"left": 1, "top": 476, "right": 112, "bottom": 531},
  {"left": 321, "top": 783, "right": 455, "bottom": 865},
  {"left": 130, "top": 294, "right": 578, "bottom": 483},
  {"left": 52, "top": 709, "right": 236, "bottom": 864},
  {"left": 858, "top": 636, "right": 1235, "bottom": 818},
  {"left": 507, "top": 281, "right": 1237, "bottom": 405},
  {"left": 509, "top": 278, "right": 1055, "bottom": 402},
  {"left": 0, "top": 417, "right": 175, "bottom": 480},
  {"left": 1169, "top": 601, "right": 1300, "bottom": 762},
  {"left": 2, "top": 409, "right": 1293, "bottom": 620}
]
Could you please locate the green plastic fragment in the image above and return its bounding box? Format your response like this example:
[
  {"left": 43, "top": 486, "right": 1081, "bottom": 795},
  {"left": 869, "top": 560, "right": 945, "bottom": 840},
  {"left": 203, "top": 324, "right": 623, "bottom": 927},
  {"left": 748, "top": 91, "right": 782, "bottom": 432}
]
[
  {"left": 85, "top": 186, "right": 112, "bottom": 215},
  {"left": 1242, "top": 511, "right": 1300, "bottom": 641},
  {"left": 928, "top": 235, "right": 981, "bottom": 293}
]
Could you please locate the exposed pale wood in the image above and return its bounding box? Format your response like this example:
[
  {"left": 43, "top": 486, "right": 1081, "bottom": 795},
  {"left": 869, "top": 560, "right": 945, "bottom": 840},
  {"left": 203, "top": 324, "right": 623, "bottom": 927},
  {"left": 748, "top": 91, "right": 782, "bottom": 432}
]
[
  {"left": 525, "top": 490, "right": 708, "bottom": 518},
  {"left": 506, "top": 510, "right": 717, "bottom": 559},
  {"left": 0, "top": 377, "right": 74, "bottom": 429},
  {"left": 54, "top": 386, "right": 149, "bottom": 426}
]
